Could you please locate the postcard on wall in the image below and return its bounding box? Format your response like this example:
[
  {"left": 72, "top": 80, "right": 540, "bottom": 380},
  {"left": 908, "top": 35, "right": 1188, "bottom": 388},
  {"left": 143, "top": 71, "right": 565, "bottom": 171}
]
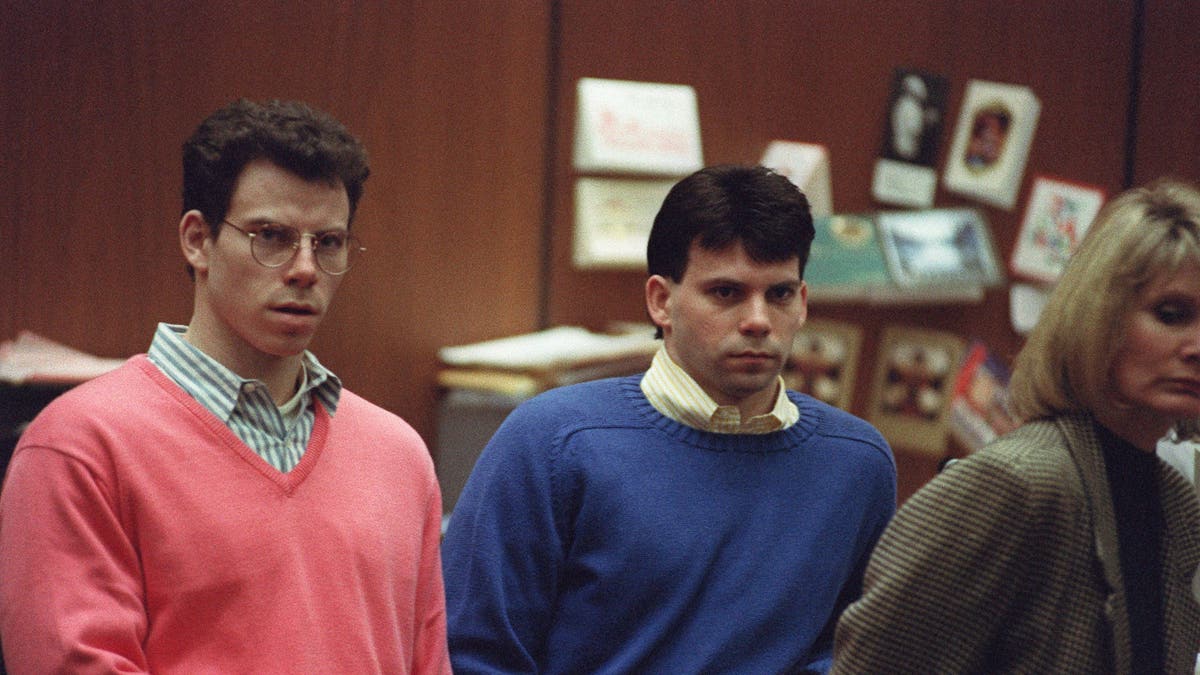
[
  {"left": 573, "top": 177, "right": 675, "bottom": 269},
  {"left": 1009, "top": 175, "right": 1106, "bottom": 283},
  {"left": 867, "top": 325, "right": 966, "bottom": 457},
  {"left": 573, "top": 77, "right": 704, "bottom": 175},
  {"left": 804, "top": 214, "right": 890, "bottom": 302},
  {"left": 948, "top": 341, "right": 1020, "bottom": 453},
  {"left": 760, "top": 140, "right": 832, "bottom": 216},
  {"left": 876, "top": 208, "right": 1003, "bottom": 289},
  {"left": 784, "top": 318, "right": 864, "bottom": 411},
  {"left": 871, "top": 68, "right": 950, "bottom": 209},
  {"left": 1010, "top": 282, "right": 1051, "bottom": 335},
  {"left": 942, "top": 79, "right": 1041, "bottom": 210}
]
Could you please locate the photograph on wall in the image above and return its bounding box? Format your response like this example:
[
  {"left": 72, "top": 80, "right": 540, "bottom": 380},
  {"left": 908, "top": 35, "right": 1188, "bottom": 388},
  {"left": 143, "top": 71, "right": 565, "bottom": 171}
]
[
  {"left": 872, "top": 67, "right": 950, "bottom": 209},
  {"left": 948, "top": 341, "right": 1020, "bottom": 453},
  {"left": 572, "top": 177, "right": 675, "bottom": 269},
  {"left": 881, "top": 68, "right": 950, "bottom": 166},
  {"left": 784, "top": 318, "right": 863, "bottom": 411},
  {"left": 868, "top": 325, "right": 966, "bottom": 456},
  {"left": 942, "top": 79, "right": 1041, "bottom": 209},
  {"left": 1009, "top": 175, "right": 1106, "bottom": 283},
  {"left": 876, "top": 208, "right": 1003, "bottom": 289}
]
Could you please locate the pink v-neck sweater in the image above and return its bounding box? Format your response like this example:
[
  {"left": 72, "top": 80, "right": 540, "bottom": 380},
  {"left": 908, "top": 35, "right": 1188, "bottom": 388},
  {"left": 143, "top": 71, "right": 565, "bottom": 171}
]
[{"left": 0, "top": 356, "right": 450, "bottom": 674}]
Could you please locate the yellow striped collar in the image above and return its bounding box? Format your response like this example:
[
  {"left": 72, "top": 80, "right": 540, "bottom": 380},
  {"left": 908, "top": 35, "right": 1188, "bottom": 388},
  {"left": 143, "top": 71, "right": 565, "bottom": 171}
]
[{"left": 640, "top": 347, "right": 799, "bottom": 434}]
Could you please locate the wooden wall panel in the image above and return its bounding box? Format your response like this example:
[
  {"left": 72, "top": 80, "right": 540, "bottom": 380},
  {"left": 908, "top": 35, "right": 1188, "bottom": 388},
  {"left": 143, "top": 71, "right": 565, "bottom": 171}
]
[
  {"left": 4, "top": 1, "right": 1196, "bottom": 500},
  {"left": 1134, "top": 0, "right": 1200, "bottom": 184},
  {"left": 550, "top": 0, "right": 1135, "bottom": 499},
  {"left": 0, "top": 1, "right": 550, "bottom": 443}
]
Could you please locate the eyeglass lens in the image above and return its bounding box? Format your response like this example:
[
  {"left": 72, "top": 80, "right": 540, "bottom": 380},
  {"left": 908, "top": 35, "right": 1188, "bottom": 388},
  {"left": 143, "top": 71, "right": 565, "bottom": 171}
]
[{"left": 251, "top": 224, "right": 361, "bottom": 274}]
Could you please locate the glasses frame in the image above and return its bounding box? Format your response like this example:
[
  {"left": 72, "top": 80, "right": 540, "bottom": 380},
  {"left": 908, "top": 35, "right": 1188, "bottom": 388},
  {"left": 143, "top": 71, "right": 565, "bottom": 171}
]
[{"left": 220, "top": 219, "right": 365, "bottom": 275}]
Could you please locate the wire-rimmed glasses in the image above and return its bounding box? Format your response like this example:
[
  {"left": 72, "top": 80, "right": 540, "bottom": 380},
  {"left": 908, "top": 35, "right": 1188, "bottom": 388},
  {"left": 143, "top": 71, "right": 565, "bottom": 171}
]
[{"left": 221, "top": 220, "right": 365, "bottom": 275}]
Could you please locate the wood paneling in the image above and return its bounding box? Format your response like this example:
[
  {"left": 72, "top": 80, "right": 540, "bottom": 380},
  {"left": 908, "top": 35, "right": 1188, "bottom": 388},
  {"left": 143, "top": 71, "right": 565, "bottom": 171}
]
[
  {"left": 1134, "top": 0, "right": 1200, "bottom": 184},
  {"left": 1, "top": 1, "right": 550, "bottom": 442},
  {"left": 3, "top": 2, "right": 1196, "bottom": 499}
]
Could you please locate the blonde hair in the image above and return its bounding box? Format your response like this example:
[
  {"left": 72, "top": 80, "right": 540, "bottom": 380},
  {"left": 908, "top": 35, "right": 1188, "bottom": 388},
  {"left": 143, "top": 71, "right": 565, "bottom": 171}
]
[{"left": 1008, "top": 178, "right": 1200, "bottom": 440}]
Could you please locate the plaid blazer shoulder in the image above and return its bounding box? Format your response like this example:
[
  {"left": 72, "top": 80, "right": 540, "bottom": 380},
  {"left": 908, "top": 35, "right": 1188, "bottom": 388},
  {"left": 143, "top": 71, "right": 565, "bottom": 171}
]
[{"left": 832, "top": 414, "right": 1200, "bottom": 675}]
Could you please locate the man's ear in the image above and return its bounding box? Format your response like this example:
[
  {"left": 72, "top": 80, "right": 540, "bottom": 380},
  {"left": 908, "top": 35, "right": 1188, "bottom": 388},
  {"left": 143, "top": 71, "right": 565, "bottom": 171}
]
[
  {"left": 180, "top": 210, "right": 211, "bottom": 275},
  {"left": 645, "top": 275, "right": 672, "bottom": 332},
  {"left": 796, "top": 280, "right": 809, "bottom": 326}
]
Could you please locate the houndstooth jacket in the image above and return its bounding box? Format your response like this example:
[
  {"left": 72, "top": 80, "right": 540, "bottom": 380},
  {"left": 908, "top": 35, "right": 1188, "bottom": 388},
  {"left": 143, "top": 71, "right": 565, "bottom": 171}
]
[{"left": 831, "top": 413, "right": 1200, "bottom": 674}]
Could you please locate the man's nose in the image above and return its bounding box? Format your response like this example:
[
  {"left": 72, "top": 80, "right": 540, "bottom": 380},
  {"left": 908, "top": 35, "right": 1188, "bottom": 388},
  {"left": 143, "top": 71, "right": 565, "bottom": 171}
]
[{"left": 739, "top": 297, "right": 771, "bottom": 336}]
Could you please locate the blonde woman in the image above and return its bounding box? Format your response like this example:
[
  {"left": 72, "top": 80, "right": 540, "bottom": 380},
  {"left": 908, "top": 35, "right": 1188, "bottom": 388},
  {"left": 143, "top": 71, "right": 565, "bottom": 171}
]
[{"left": 833, "top": 180, "right": 1200, "bottom": 674}]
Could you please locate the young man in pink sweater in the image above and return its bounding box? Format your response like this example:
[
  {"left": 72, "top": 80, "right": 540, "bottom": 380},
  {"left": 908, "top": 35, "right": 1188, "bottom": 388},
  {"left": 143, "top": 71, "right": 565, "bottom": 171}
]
[{"left": 0, "top": 99, "right": 451, "bottom": 673}]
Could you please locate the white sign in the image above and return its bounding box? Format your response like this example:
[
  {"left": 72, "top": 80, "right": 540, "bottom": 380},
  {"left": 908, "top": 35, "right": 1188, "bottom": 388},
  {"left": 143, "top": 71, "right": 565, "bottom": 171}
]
[{"left": 573, "top": 77, "right": 703, "bottom": 175}]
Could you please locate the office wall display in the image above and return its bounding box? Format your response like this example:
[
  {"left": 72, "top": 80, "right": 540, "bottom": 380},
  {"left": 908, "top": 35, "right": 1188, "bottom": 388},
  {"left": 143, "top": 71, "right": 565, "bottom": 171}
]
[
  {"left": 942, "top": 79, "right": 1041, "bottom": 209},
  {"left": 572, "top": 177, "right": 675, "bottom": 269},
  {"left": 760, "top": 140, "right": 832, "bottom": 216},
  {"left": 876, "top": 208, "right": 1003, "bottom": 289},
  {"left": 868, "top": 325, "right": 966, "bottom": 457},
  {"left": 871, "top": 67, "right": 950, "bottom": 208},
  {"left": 1010, "top": 175, "right": 1106, "bottom": 283},
  {"left": 573, "top": 77, "right": 704, "bottom": 175},
  {"left": 785, "top": 318, "right": 863, "bottom": 411}
]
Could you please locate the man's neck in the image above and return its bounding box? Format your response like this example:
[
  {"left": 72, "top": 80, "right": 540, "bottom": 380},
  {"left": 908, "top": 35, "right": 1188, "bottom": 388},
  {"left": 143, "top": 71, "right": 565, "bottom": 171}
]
[{"left": 182, "top": 324, "right": 303, "bottom": 405}]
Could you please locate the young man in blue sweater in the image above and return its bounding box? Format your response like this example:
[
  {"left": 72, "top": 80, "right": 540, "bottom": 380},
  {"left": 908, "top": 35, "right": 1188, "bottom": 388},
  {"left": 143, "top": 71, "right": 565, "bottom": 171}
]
[{"left": 441, "top": 164, "right": 897, "bottom": 673}]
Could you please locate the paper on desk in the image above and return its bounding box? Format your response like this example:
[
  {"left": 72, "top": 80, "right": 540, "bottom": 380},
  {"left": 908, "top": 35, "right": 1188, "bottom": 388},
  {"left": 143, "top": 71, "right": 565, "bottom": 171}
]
[
  {"left": 0, "top": 331, "right": 127, "bottom": 385},
  {"left": 438, "top": 326, "right": 659, "bottom": 371}
]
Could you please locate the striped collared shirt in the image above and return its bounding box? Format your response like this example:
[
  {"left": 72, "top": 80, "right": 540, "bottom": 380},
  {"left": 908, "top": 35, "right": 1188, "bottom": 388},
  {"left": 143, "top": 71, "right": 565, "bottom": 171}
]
[
  {"left": 640, "top": 346, "right": 799, "bottom": 434},
  {"left": 147, "top": 323, "right": 341, "bottom": 472}
]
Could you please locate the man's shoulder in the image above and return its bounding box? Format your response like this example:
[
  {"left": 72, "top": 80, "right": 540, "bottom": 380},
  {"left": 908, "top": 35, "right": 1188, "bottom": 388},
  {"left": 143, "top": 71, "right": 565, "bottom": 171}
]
[
  {"left": 30, "top": 356, "right": 157, "bottom": 421},
  {"left": 789, "top": 391, "right": 890, "bottom": 455},
  {"left": 517, "top": 374, "right": 639, "bottom": 418},
  {"left": 484, "top": 375, "right": 644, "bottom": 448},
  {"left": 330, "top": 388, "right": 427, "bottom": 448}
]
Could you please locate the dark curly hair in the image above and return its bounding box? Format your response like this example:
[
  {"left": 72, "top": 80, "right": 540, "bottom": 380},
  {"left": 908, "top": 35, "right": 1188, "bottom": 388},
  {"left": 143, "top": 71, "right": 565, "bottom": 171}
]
[{"left": 181, "top": 98, "right": 370, "bottom": 235}]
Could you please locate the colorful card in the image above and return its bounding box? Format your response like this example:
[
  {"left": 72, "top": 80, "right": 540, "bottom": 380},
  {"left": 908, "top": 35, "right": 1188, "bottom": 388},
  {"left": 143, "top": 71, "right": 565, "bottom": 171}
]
[
  {"left": 868, "top": 325, "right": 966, "bottom": 457},
  {"left": 785, "top": 318, "right": 863, "bottom": 411},
  {"left": 948, "top": 341, "right": 1020, "bottom": 453},
  {"left": 803, "top": 214, "right": 891, "bottom": 301},
  {"left": 1010, "top": 175, "right": 1106, "bottom": 283},
  {"left": 875, "top": 208, "right": 1003, "bottom": 289},
  {"left": 942, "top": 79, "right": 1041, "bottom": 210}
]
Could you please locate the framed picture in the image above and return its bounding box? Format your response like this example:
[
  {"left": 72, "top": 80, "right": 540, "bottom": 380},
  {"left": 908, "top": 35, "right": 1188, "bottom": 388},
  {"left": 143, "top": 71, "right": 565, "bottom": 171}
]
[
  {"left": 880, "top": 67, "right": 950, "bottom": 167},
  {"left": 784, "top": 318, "right": 863, "bottom": 411},
  {"left": 867, "top": 325, "right": 966, "bottom": 457},
  {"left": 942, "top": 79, "right": 1041, "bottom": 210},
  {"left": 1010, "top": 175, "right": 1107, "bottom": 283},
  {"left": 876, "top": 208, "right": 1003, "bottom": 289},
  {"left": 572, "top": 177, "right": 675, "bottom": 269}
]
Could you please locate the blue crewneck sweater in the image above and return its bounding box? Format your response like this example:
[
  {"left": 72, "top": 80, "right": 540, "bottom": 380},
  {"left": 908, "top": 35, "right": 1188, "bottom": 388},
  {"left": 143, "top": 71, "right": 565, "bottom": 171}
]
[{"left": 442, "top": 375, "right": 896, "bottom": 674}]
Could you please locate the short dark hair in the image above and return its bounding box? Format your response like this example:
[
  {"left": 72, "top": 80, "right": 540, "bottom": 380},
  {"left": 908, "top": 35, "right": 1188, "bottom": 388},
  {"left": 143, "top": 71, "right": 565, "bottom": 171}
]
[
  {"left": 647, "top": 164, "right": 814, "bottom": 282},
  {"left": 181, "top": 98, "right": 370, "bottom": 233},
  {"left": 646, "top": 164, "right": 814, "bottom": 338}
]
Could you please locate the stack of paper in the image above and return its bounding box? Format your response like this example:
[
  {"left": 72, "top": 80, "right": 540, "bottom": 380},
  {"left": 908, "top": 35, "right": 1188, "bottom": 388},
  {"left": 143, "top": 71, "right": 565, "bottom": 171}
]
[
  {"left": 437, "top": 325, "right": 660, "bottom": 398},
  {"left": 0, "top": 331, "right": 127, "bottom": 385}
]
